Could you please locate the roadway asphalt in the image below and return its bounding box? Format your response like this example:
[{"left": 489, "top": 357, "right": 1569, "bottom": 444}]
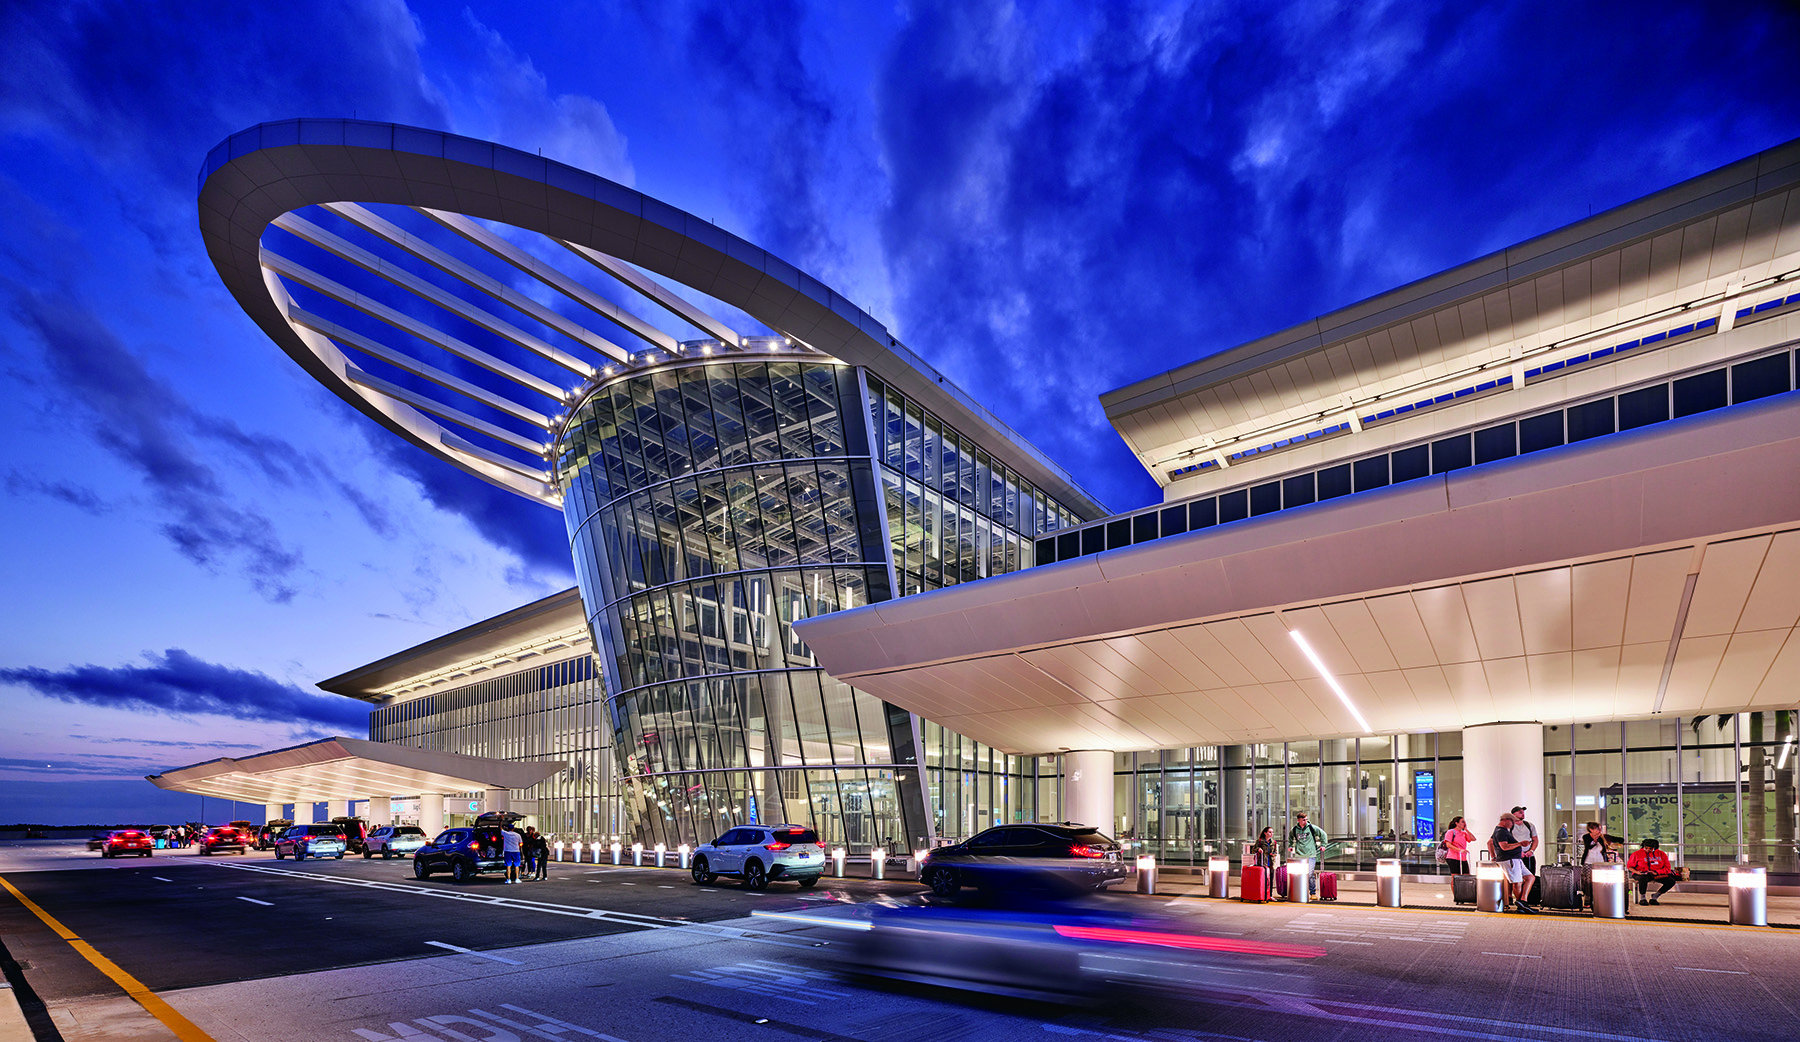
[{"left": 1, "top": 840, "right": 1796, "bottom": 1042}]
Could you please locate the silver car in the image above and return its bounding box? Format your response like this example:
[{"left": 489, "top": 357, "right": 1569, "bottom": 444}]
[
  {"left": 363, "top": 825, "right": 429, "bottom": 859},
  {"left": 690, "top": 825, "right": 825, "bottom": 890}
]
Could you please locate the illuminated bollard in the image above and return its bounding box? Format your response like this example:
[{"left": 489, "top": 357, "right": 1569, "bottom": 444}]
[
  {"left": 1590, "top": 864, "right": 1627, "bottom": 919},
  {"left": 1136, "top": 855, "right": 1158, "bottom": 894},
  {"left": 678, "top": 843, "right": 691, "bottom": 869},
  {"left": 632, "top": 842, "right": 643, "bottom": 866},
  {"left": 871, "top": 847, "right": 886, "bottom": 880},
  {"left": 1729, "top": 866, "right": 1767, "bottom": 926},
  {"left": 654, "top": 842, "right": 666, "bottom": 868},
  {"left": 831, "top": 848, "right": 846, "bottom": 878},
  {"left": 1376, "top": 858, "right": 1402, "bottom": 907},
  {"left": 555, "top": 840, "right": 565, "bottom": 863},
  {"left": 611, "top": 842, "right": 622, "bottom": 865},
  {"left": 912, "top": 849, "right": 929, "bottom": 875},
  {"left": 1476, "top": 863, "right": 1506, "bottom": 913},
  {"left": 1207, "top": 857, "right": 1230, "bottom": 899},
  {"left": 1286, "top": 859, "right": 1311, "bottom": 904}
]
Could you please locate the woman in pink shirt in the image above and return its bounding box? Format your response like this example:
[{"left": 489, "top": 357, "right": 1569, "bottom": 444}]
[{"left": 1442, "top": 816, "right": 1474, "bottom": 875}]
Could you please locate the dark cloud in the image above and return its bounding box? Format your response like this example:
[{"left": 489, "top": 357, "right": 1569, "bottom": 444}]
[
  {"left": 0, "top": 649, "right": 368, "bottom": 734},
  {"left": 871, "top": 1, "right": 1800, "bottom": 511},
  {"left": 5, "top": 470, "right": 108, "bottom": 514}
]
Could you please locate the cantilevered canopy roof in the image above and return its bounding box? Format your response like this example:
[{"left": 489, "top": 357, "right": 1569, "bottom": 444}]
[
  {"left": 147, "top": 737, "right": 567, "bottom": 803},
  {"left": 795, "top": 394, "right": 1800, "bottom": 754}
]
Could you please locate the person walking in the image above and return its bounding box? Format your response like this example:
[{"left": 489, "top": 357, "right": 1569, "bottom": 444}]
[
  {"left": 501, "top": 822, "right": 524, "bottom": 884},
  {"left": 1287, "top": 812, "right": 1328, "bottom": 898},
  {"left": 1441, "top": 816, "right": 1473, "bottom": 875},
  {"left": 1511, "top": 806, "right": 1540, "bottom": 875},
  {"left": 1490, "top": 811, "right": 1536, "bottom": 913},
  {"left": 1252, "top": 826, "right": 1278, "bottom": 901}
]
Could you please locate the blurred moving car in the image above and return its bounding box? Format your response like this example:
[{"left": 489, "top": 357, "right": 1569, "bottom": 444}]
[
  {"left": 412, "top": 826, "right": 506, "bottom": 883},
  {"left": 364, "top": 825, "right": 428, "bottom": 859},
  {"left": 200, "top": 826, "right": 249, "bottom": 855},
  {"left": 918, "top": 824, "right": 1129, "bottom": 898},
  {"left": 690, "top": 825, "right": 825, "bottom": 890},
  {"left": 273, "top": 823, "right": 347, "bottom": 860},
  {"left": 254, "top": 819, "right": 293, "bottom": 850},
  {"left": 86, "top": 833, "right": 109, "bottom": 851},
  {"left": 98, "top": 829, "right": 154, "bottom": 858}
]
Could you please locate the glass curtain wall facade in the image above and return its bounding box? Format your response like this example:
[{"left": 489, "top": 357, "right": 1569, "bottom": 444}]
[
  {"left": 555, "top": 356, "right": 1091, "bottom": 852},
  {"left": 368, "top": 656, "right": 617, "bottom": 836}
]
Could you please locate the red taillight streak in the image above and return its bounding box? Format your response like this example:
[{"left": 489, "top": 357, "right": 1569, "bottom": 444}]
[
  {"left": 1052, "top": 925, "right": 1325, "bottom": 959},
  {"left": 763, "top": 842, "right": 791, "bottom": 851},
  {"left": 1069, "top": 844, "right": 1106, "bottom": 859}
]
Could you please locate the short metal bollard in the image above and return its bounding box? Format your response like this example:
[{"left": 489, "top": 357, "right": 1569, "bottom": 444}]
[
  {"left": 611, "top": 842, "right": 622, "bottom": 865},
  {"left": 1729, "top": 866, "right": 1767, "bottom": 926},
  {"left": 1476, "top": 863, "right": 1506, "bottom": 912},
  {"left": 567, "top": 841, "right": 578, "bottom": 863},
  {"left": 831, "top": 847, "right": 847, "bottom": 878},
  {"left": 871, "top": 847, "right": 886, "bottom": 880},
  {"left": 632, "top": 842, "right": 643, "bottom": 867},
  {"left": 1590, "top": 864, "right": 1626, "bottom": 919},
  {"left": 1136, "top": 855, "right": 1158, "bottom": 894},
  {"left": 1376, "top": 858, "right": 1402, "bottom": 907},
  {"left": 1207, "top": 857, "right": 1230, "bottom": 899},
  {"left": 1286, "top": 859, "right": 1311, "bottom": 904},
  {"left": 654, "top": 843, "right": 667, "bottom": 868},
  {"left": 678, "top": 844, "right": 691, "bottom": 869}
]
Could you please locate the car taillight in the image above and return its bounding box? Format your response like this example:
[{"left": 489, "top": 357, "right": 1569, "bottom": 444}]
[
  {"left": 1069, "top": 844, "right": 1106, "bottom": 859},
  {"left": 763, "top": 841, "right": 791, "bottom": 851}
]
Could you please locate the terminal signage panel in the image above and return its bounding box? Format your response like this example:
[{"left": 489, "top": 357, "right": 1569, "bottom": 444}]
[{"left": 1413, "top": 769, "right": 1436, "bottom": 844}]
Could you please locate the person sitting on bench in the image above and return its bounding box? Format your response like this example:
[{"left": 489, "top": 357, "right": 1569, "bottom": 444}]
[{"left": 1626, "top": 838, "right": 1681, "bottom": 905}]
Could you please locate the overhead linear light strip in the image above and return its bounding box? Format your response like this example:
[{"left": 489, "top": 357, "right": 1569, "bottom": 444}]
[
  {"left": 270, "top": 212, "right": 596, "bottom": 378},
  {"left": 1164, "top": 272, "right": 1800, "bottom": 479},
  {"left": 317, "top": 202, "right": 632, "bottom": 363},
  {"left": 262, "top": 251, "right": 567, "bottom": 399},
  {"left": 1288, "top": 629, "right": 1372, "bottom": 734},
  {"left": 417, "top": 207, "right": 681, "bottom": 353},
  {"left": 287, "top": 307, "right": 553, "bottom": 427}
]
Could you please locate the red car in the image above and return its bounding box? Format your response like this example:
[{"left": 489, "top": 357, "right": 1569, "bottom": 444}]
[
  {"left": 200, "top": 827, "right": 249, "bottom": 855},
  {"left": 99, "top": 830, "right": 154, "bottom": 858}
]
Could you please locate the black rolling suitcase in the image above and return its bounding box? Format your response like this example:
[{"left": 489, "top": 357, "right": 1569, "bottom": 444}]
[
  {"left": 1537, "top": 864, "right": 1581, "bottom": 910},
  {"left": 1452, "top": 873, "right": 1477, "bottom": 904}
]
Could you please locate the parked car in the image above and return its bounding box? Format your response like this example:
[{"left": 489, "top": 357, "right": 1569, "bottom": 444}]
[
  {"left": 917, "top": 823, "right": 1128, "bottom": 898},
  {"left": 690, "top": 825, "right": 825, "bottom": 890},
  {"left": 364, "top": 825, "right": 429, "bottom": 859},
  {"left": 255, "top": 820, "right": 293, "bottom": 850},
  {"left": 330, "top": 816, "right": 370, "bottom": 854},
  {"left": 273, "top": 823, "right": 347, "bottom": 860},
  {"left": 98, "top": 829, "right": 154, "bottom": 858},
  {"left": 411, "top": 826, "right": 506, "bottom": 883},
  {"left": 200, "top": 826, "right": 249, "bottom": 855},
  {"left": 86, "top": 832, "right": 109, "bottom": 851}
]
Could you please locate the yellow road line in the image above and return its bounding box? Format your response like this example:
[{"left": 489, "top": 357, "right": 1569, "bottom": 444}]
[{"left": 0, "top": 873, "right": 216, "bottom": 1042}]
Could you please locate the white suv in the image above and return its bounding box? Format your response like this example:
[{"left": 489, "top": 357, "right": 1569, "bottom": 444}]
[
  {"left": 690, "top": 825, "right": 825, "bottom": 890},
  {"left": 363, "top": 825, "right": 429, "bottom": 859}
]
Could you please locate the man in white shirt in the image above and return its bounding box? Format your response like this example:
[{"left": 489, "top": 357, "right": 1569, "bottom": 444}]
[
  {"left": 1511, "top": 806, "right": 1539, "bottom": 875},
  {"left": 502, "top": 824, "right": 524, "bottom": 884}
]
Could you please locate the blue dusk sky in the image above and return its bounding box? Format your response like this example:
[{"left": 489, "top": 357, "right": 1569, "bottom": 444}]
[{"left": 1, "top": 2, "right": 1796, "bottom": 823}]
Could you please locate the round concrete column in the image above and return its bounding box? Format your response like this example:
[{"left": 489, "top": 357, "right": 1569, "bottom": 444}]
[
  {"left": 326, "top": 801, "right": 349, "bottom": 821},
  {"left": 292, "top": 801, "right": 315, "bottom": 824},
  {"left": 1065, "top": 750, "right": 1116, "bottom": 834},
  {"left": 366, "top": 798, "right": 393, "bottom": 828},
  {"left": 419, "top": 793, "right": 446, "bottom": 833},
  {"left": 1462, "top": 722, "right": 1545, "bottom": 846},
  {"left": 263, "top": 803, "right": 282, "bottom": 824},
  {"left": 1224, "top": 745, "right": 1248, "bottom": 844}
]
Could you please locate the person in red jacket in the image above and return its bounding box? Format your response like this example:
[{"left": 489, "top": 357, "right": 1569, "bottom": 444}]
[{"left": 1626, "top": 838, "right": 1681, "bottom": 904}]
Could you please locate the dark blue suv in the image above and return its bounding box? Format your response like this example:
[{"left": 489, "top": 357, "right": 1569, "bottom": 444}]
[{"left": 412, "top": 826, "right": 506, "bottom": 883}]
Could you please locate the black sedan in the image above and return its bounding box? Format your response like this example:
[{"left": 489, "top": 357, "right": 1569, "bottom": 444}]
[
  {"left": 918, "top": 823, "right": 1129, "bottom": 897},
  {"left": 200, "top": 826, "right": 249, "bottom": 855}
]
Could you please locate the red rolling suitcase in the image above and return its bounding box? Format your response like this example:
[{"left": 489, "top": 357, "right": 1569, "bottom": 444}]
[
  {"left": 1241, "top": 865, "right": 1267, "bottom": 902},
  {"left": 1274, "top": 863, "right": 1289, "bottom": 898},
  {"left": 1318, "top": 871, "right": 1338, "bottom": 901}
]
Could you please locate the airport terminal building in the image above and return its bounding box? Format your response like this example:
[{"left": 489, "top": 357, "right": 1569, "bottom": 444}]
[{"left": 196, "top": 121, "right": 1800, "bottom": 878}]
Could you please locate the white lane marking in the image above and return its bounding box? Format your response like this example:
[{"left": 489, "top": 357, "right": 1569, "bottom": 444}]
[
  {"left": 425, "top": 940, "right": 522, "bottom": 965},
  {"left": 152, "top": 877, "right": 172, "bottom": 882},
  {"left": 658, "top": 885, "right": 675, "bottom": 889},
  {"left": 620, "top": 882, "right": 637, "bottom": 885},
  {"left": 1330, "top": 940, "right": 1375, "bottom": 945},
  {"left": 750, "top": 910, "right": 871, "bottom": 931},
  {"left": 1481, "top": 951, "right": 1540, "bottom": 958},
  {"left": 236, "top": 896, "right": 273, "bottom": 906},
  {"left": 1674, "top": 966, "right": 1748, "bottom": 974},
  {"left": 169, "top": 856, "right": 818, "bottom": 948}
]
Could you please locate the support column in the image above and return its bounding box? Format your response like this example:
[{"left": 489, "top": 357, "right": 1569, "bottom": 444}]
[
  {"left": 326, "top": 800, "right": 349, "bottom": 821},
  {"left": 366, "top": 798, "right": 393, "bottom": 828},
  {"left": 419, "top": 793, "right": 446, "bottom": 834},
  {"left": 1321, "top": 740, "right": 1353, "bottom": 839},
  {"left": 264, "top": 803, "right": 282, "bottom": 824},
  {"left": 1065, "top": 750, "right": 1116, "bottom": 833},
  {"left": 484, "top": 788, "right": 510, "bottom": 816},
  {"left": 1224, "top": 745, "right": 1248, "bottom": 843},
  {"left": 292, "top": 801, "right": 315, "bottom": 825},
  {"left": 1462, "top": 722, "right": 1545, "bottom": 845}
]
